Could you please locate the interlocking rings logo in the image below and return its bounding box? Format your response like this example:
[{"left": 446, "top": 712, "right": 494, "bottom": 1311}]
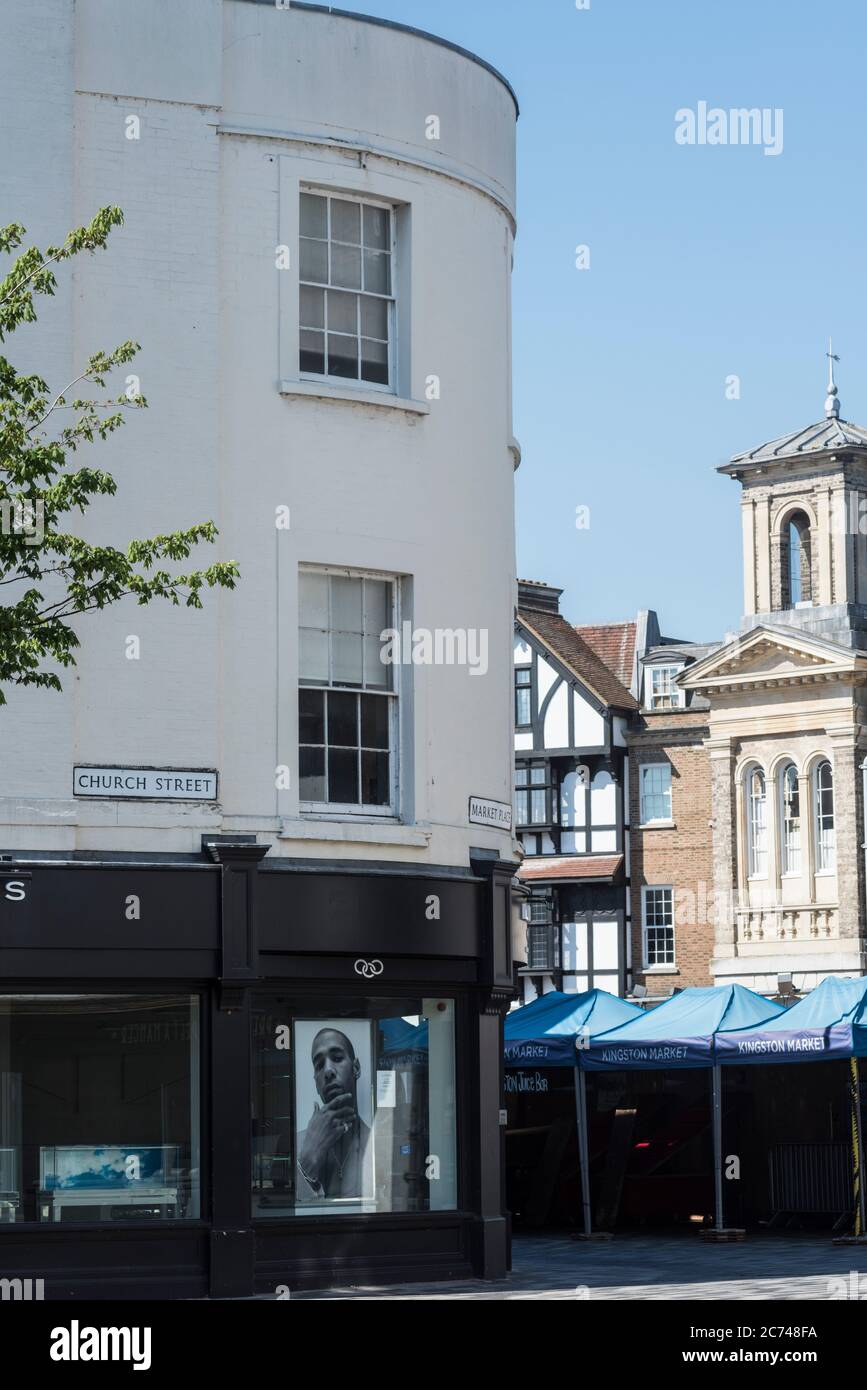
[{"left": 354, "top": 958, "right": 383, "bottom": 979}]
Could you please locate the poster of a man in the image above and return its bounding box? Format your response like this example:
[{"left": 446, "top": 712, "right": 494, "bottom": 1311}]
[{"left": 294, "top": 1020, "right": 374, "bottom": 1204}]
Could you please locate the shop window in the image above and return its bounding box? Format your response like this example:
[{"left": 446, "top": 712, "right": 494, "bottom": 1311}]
[
  {"left": 299, "top": 191, "right": 395, "bottom": 389},
  {"left": 0, "top": 994, "right": 199, "bottom": 1225},
  {"left": 299, "top": 568, "right": 397, "bottom": 813},
  {"left": 251, "top": 995, "right": 457, "bottom": 1218}
]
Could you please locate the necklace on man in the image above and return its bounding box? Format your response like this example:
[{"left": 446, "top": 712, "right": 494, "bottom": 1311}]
[{"left": 333, "top": 1122, "right": 358, "bottom": 1182}]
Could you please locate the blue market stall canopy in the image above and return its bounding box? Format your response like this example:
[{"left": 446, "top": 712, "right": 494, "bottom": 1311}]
[
  {"left": 581, "top": 984, "right": 785, "bottom": 1071},
  {"left": 504, "top": 989, "right": 643, "bottom": 1067},
  {"left": 715, "top": 975, "right": 867, "bottom": 1065}
]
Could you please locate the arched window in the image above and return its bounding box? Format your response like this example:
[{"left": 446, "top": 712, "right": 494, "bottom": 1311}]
[
  {"left": 814, "top": 760, "right": 835, "bottom": 871},
  {"left": 781, "top": 511, "right": 812, "bottom": 608},
  {"left": 747, "top": 767, "right": 767, "bottom": 877},
  {"left": 779, "top": 762, "right": 800, "bottom": 874}
]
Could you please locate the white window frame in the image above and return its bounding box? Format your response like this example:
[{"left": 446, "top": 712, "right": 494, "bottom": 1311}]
[
  {"left": 814, "top": 759, "right": 836, "bottom": 874},
  {"left": 298, "top": 566, "right": 400, "bottom": 818},
  {"left": 299, "top": 190, "right": 397, "bottom": 396},
  {"left": 642, "top": 885, "right": 675, "bottom": 968},
  {"left": 779, "top": 762, "right": 801, "bottom": 876},
  {"left": 646, "top": 664, "right": 685, "bottom": 711},
  {"left": 746, "top": 766, "right": 768, "bottom": 878},
  {"left": 639, "top": 762, "right": 673, "bottom": 824}
]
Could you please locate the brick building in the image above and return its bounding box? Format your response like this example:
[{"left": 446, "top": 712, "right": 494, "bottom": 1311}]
[{"left": 579, "top": 618, "right": 717, "bottom": 993}]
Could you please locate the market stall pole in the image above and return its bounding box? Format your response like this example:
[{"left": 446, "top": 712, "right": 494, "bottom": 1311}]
[{"left": 573, "top": 1056, "right": 592, "bottom": 1239}]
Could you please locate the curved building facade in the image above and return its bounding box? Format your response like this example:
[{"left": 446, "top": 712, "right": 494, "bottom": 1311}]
[{"left": 0, "top": 0, "right": 519, "bottom": 1295}]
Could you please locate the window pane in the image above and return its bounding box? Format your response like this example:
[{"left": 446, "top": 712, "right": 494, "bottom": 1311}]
[
  {"left": 331, "top": 244, "right": 362, "bottom": 290},
  {"left": 530, "top": 768, "right": 546, "bottom": 785},
  {"left": 361, "top": 338, "right": 389, "bottom": 385},
  {"left": 516, "top": 688, "right": 531, "bottom": 725},
  {"left": 364, "top": 634, "right": 390, "bottom": 689},
  {"left": 516, "top": 668, "right": 531, "bottom": 686},
  {"left": 328, "top": 691, "right": 358, "bottom": 747},
  {"left": 300, "top": 285, "right": 325, "bottom": 330},
  {"left": 530, "top": 789, "right": 547, "bottom": 823},
  {"left": 0, "top": 994, "right": 200, "bottom": 1223},
  {"left": 299, "top": 745, "right": 326, "bottom": 801},
  {"left": 363, "top": 250, "right": 390, "bottom": 295},
  {"left": 331, "top": 199, "right": 361, "bottom": 245},
  {"left": 363, "top": 579, "right": 390, "bottom": 635},
  {"left": 515, "top": 768, "right": 528, "bottom": 787},
  {"left": 361, "top": 749, "right": 390, "bottom": 806},
  {"left": 329, "top": 747, "right": 359, "bottom": 804},
  {"left": 363, "top": 203, "right": 390, "bottom": 249},
  {"left": 327, "top": 333, "right": 358, "bottom": 379},
  {"left": 299, "top": 330, "right": 325, "bottom": 375},
  {"left": 252, "top": 994, "right": 457, "bottom": 1217},
  {"left": 300, "top": 193, "right": 327, "bottom": 238},
  {"left": 299, "top": 627, "right": 329, "bottom": 683},
  {"left": 332, "top": 631, "right": 363, "bottom": 686},
  {"left": 641, "top": 764, "right": 672, "bottom": 822},
  {"left": 360, "top": 295, "right": 388, "bottom": 340},
  {"left": 299, "top": 237, "right": 328, "bottom": 284},
  {"left": 516, "top": 790, "right": 528, "bottom": 823},
  {"left": 332, "top": 576, "right": 363, "bottom": 632},
  {"left": 326, "top": 289, "right": 357, "bottom": 335},
  {"left": 361, "top": 693, "right": 389, "bottom": 749},
  {"left": 299, "top": 688, "right": 325, "bottom": 745},
  {"left": 299, "top": 570, "right": 329, "bottom": 627}
]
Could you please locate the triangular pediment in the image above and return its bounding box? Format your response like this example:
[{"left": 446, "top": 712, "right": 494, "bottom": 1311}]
[{"left": 680, "top": 626, "right": 867, "bottom": 694}]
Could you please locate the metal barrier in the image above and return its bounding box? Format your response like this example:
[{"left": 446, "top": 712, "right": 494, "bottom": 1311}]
[{"left": 768, "top": 1143, "right": 850, "bottom": 1217}]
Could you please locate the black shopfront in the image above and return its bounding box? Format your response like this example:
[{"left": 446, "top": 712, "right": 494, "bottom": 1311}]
[{"left": 0, "top": 842, "right": 514, "bottom": 1298}]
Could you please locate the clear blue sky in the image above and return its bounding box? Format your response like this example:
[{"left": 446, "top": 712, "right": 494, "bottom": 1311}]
[{"left": 347, "top": 0, "right": 866, "bottom": 641}]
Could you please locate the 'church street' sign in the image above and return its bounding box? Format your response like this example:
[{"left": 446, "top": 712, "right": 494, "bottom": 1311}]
[{"left": 73, "top": 766, "right": 219, "bottom": 800}]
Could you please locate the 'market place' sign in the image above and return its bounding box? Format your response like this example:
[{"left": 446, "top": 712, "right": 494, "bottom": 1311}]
[
  {"left": 73, "top": 766, "right": 219, "bottom": 801},
  {"left": 468, "top": 795, "right": 512, "bottom": 831}
]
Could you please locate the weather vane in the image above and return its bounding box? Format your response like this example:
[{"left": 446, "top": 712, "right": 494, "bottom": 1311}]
[{"left": 825, "top": 337, "right": 841, "bottom": 419}]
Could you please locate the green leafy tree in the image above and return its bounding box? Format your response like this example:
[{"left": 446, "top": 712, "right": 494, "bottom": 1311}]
[{"left": 0, "top": 206, "right": 239, "bottom": 703}]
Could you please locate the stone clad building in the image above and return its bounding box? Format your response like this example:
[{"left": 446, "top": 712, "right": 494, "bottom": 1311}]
[{"left": 682, "top": 368, "right": 867, "bottom": 992}]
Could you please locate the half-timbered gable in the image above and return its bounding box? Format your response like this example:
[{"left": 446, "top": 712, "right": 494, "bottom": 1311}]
[{"left": 514, "top": 581, "right": 638, "bottom": 1000}]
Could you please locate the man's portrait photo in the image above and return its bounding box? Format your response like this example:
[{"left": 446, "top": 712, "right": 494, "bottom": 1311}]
[{"left": 294, "top": 1019, "right": 375, "bottom": 1206}]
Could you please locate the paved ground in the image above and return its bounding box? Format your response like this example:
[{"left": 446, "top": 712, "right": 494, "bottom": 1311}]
[{"left": 292, "top": 1232, "right": 867, "bottom": 1300}]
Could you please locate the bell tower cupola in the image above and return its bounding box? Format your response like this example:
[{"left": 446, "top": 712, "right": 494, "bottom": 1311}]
[{"left": 719, "top": 345, "right": 867, "bottom": 648}]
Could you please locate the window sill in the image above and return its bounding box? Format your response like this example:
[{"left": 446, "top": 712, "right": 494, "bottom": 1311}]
[
  {"left": 641, "top": 966, "right": 680, "bottom": 974},
  {"left": 280, "top": 379, "right": 430, "bottom": 415},
  {"left": 638, "top": 820, "right": 676, "bottom": 830},
  {"left": 279, "top": 817, "right": 431, "bottom": 849}
]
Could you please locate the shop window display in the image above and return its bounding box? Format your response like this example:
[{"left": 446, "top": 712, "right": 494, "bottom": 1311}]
[
  {"left": 252, "top": 996, "right": 457, "bottom": 1217},
  {"left": 0, "top": 995, "right": 200, "bottom": 1223}
]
